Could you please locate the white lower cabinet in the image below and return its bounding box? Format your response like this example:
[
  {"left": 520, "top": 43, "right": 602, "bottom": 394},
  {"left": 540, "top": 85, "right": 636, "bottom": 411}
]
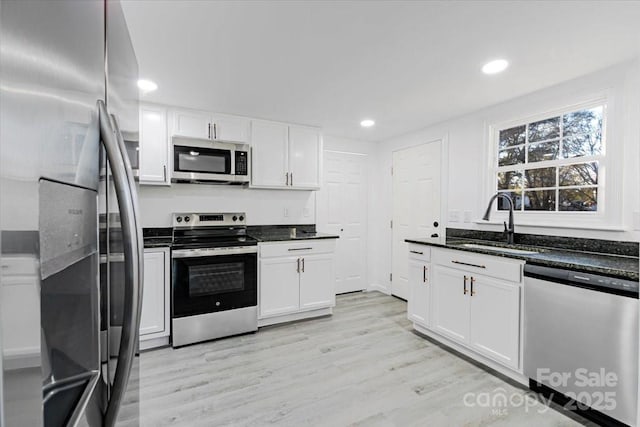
[
  {"left": 140, "top": 247, "right": 170, "bottom": 348},
  {"left": 259, "top": 256, "right": 301, "bottom": 317},
  {"left": 407, "top": 245, "right": 431, "bottom": 327},
  {"left": 411, "top": 246, "right": 523, "bottom": 373},
  {"left": 258, "top": 240, "right": 336, "bottom": 325}
]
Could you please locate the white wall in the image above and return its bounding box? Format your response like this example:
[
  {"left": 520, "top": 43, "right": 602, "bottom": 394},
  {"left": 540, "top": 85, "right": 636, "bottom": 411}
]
[
  {"left": 138, "top": 184, "right": 315, "bottom": 227},
  {"left": 372, "top": 59, "right": 640, "bottom": 292}
]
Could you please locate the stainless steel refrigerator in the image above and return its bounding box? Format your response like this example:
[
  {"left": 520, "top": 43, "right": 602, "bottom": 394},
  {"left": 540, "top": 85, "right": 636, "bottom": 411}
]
[{"left": 0, "top": 1, "right": 143, "bottom": 425}]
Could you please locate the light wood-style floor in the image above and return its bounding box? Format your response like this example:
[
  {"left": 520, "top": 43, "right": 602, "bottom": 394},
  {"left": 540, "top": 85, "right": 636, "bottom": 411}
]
[{"left": 117, "top": 291, "right": 591, "bottom": 426}]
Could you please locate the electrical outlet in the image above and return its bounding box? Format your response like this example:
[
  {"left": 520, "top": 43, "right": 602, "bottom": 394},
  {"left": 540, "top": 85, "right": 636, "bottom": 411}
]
[
  {"left": 303, "top": 207, "right": 310, "bottom": 217},
  {"left": 283, "top": 208, "right": 289, "bottom": 218},
  {"left": 463, "top": 211, "right": 472, "bottom": 223},
  {"left": 633, "top": 212, "right": 640, "bottom": 230},
  {"left": 449, "top": 210, "right": 460, "bottom": 222}
]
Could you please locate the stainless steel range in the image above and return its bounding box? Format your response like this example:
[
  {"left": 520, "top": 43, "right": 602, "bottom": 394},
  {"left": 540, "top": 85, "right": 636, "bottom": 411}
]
[{"left": 171, "top": 213, "right": 258, "bottom": 347}]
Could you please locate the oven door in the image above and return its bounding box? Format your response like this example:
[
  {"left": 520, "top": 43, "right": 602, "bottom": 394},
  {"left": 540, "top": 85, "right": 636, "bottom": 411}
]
[{"left": 172, "top": 247, "right": 257, "bottom": 318}]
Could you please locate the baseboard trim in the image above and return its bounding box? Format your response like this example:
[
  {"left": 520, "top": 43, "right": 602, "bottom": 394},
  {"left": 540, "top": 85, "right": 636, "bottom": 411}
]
[
  {"left": 258, "top": 307, "right": 333, "bottom": 327},
  {"left": 368, "top": 283, "right": 390, "bottom": 295}
]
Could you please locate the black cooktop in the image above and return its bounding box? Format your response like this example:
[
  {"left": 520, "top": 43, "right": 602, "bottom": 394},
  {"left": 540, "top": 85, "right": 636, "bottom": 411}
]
[{"left": 172, "top": 227, "right": 258, "bottom": 250}]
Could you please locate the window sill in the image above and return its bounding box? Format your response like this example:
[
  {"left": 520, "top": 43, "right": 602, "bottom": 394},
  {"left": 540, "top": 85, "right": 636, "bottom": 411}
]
[{"left": 474, "top": 220, "right": 628, "bottom": 232}]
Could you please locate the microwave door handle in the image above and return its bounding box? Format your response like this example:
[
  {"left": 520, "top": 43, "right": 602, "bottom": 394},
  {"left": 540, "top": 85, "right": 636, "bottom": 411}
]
[{"left": 98, "top": 100, "right": 143, "bottom": 427}]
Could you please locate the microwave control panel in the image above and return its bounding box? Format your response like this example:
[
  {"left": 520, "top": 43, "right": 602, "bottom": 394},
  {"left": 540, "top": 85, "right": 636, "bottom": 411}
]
[{"left": 235, "top": 151, "right": 248, "bottom": 175}]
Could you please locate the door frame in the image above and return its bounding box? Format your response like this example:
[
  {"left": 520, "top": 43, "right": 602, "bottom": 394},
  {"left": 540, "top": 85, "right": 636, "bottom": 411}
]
[{"left": 391, "top": 136, "right": 448, "bottom": 296}]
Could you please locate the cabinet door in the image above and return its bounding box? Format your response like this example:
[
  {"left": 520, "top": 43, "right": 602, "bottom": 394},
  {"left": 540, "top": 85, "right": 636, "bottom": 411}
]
[
  {"left": 289, "top": 125, "right": 321, "bottom": 189},
  {"left": 468, "top": 275, "right": 520, "bottom": 369},
  {"left": 140, "top": 249, "right": 169, "bottom": 337},
  {"left": 139, "top": 104, "right": 169, "bottom": 185},
  {"left": 431, "top": 266, "right": 470, "bottom": 343},
  {"left": 259, "top": 256, "right": 300, "bottom": 318},
  {"left": 171, "top": 109, "right": 212, "bottom": 140},
  {"left": 251, "top": 120, "right": 289, "bottom": 187},
  {"left": 212, "top": 114, "right": 250, "bottom": 143},
  {"left": 299, "top": 254, "right": 334, "bottom": 310},
  {"left": 408, "top": 260, "right": 430, "bottom": 327}
]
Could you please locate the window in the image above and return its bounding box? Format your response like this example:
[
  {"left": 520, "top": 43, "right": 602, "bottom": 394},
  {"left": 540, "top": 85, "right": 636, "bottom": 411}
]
[{"left": 495, "top": 104, "right": 604, "bottom": 213}]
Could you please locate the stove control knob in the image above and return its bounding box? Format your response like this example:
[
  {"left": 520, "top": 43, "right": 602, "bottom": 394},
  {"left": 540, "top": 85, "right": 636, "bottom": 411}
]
[
  {"left": 176, "top": 216, "right": 183, "bottom": 223},
  {"left": 184, "top": 216, "right": 191, "bottom": 223},
  {"left": 232, "top": 215, "right": 238, "bottom": 221},
  {"left": 239, "top": 215, "right": 244, "bottom": 222}
]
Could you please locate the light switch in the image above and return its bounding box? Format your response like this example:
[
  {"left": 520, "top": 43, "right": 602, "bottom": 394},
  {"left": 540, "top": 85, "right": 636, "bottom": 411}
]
[
  {"left": 633, "top": 212, "right": 640, "bottom": 230},
  {"left": 283, "top": 208, "right": 289, "bottom": 218},
  {"left": 463, "top": 211, "right": 472, "bottom": 223},
  {"left": 449, "top": 210, "right": 460, "bottom": 222},
  {"left": 303, "top": 207, "right": 311, "bottom": 217}
]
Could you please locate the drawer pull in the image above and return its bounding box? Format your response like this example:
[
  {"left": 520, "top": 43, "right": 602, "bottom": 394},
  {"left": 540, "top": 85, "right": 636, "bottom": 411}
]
[
  {"left": 410, "top": 250, "right": 424, "bottom": 255},
  {"left": 297, "top": 258, "right": 300, "bottom": 273},
  {"left": 288, "top": 247, "right": 313, "bottom": 251},
  {"left": 470, "top": 276, "right": 476, "bottom": 296},
  {"left": 423, "top": 265, "right": 427, "bottom": 283},
  {"left": 463, "top": 275, "right": 468, "bottom": 295},
  {"left": 452, "top": 260, "right": 486, "bottom": 269}
]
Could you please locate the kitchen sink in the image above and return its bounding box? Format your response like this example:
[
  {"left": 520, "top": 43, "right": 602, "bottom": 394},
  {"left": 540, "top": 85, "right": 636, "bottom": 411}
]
[{"left": 459, "top": 243, "right": 540, "bottom": 255}]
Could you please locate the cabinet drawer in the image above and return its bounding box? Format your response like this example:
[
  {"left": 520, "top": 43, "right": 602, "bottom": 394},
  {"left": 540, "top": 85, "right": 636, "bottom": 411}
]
[
  {"left": 408, "top": 244, "right": 430, "bottom": 262},
  {"left": 259, "top": 240, "right": 336, "bottom": 258},
  {"left": 433, "top": 248, "right": 522, "bottom": 283}
]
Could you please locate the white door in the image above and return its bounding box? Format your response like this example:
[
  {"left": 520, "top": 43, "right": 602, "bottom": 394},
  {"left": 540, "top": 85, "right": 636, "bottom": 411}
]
[
  {"left": 289, "top": 125, "right": 321, "bottom": 189},
  {"left": 212, "top": 114, "right": 250, "bottom": 143},
  {"left": 391, "top": 140, "right": 442, "bottom": 299},
  {"left": 299, "top": 254, "right": 335, "bottom": 310},
  {"left": 431, "top": 265, "right": 470, "bottom": 343},
  {"left": 259, "top": 257, "right": 300, "bottom": 318},
  {"left": 408, "top": 260, "right": 430, "bottom": 327},
  {"left": 251, "top": 120, "right": 289, "bottom": 188},
  {"left": 140, "top": 249, "right": 168, "bottom": 336},
  {"left": 468, "top": 275, "right": 520, "bottom": 369},
  {"left": 139, "top": 104, "right": 169, "bottom": 185},
  {"left": 317, "top": 151, "right": 367, "bottom": 294},
  {"left": 171, "top": 108, "right": 211, "bottom": 140}
]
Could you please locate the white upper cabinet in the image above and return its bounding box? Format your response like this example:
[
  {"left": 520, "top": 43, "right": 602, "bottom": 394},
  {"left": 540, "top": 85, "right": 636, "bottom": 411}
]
[
  {"left": 170, "top": 109, "right": 250, "bottom": 143},
  {"left": 251, "top": 121, "right": 322, "bottom": 190},
  {"left": 288, "top": 125, "right": 321, "bottom": 189},
  {"left": 171, "top": 108, "right": 212, "bottom": 140},
  {"left": 251, "top": 120, "right": 289, "bottom": 187},
  {"left": 139, "top": 104, "right": 169, "bottom": 185},
  {"left": 212, "top": 113, "right": 250, "bottom": 143}
]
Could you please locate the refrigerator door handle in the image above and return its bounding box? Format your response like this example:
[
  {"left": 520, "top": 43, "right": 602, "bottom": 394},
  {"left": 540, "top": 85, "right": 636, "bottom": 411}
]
[{"left": 97, "top": 100, "right": 143, "bottom": 427}]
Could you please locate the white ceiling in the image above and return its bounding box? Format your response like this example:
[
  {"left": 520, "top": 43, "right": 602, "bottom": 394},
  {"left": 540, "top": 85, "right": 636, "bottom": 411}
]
[{"left": 122, "top": 1, "right": 640, "bottom": 142}]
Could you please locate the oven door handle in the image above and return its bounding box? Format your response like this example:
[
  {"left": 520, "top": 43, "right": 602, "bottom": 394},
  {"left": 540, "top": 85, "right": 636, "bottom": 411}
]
[{"left": 172, "top": 246, "right": 258, "bottom": 258}]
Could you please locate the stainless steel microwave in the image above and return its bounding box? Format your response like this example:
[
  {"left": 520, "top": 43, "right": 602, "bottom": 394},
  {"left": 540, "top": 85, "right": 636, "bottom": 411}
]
[{"left": 171, "top": 138, "right": 250, "bottom": 184}]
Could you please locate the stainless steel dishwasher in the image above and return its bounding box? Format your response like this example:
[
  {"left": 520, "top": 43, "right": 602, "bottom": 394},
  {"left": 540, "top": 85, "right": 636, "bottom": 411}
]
[{"left": 524, "top": 264, "right": 638, "bottom": 426}]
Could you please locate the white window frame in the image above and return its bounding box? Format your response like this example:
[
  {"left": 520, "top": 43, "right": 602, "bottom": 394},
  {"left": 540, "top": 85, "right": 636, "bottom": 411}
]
[{"left": 484, "top": 94, "right": 624, "bottom": 230}]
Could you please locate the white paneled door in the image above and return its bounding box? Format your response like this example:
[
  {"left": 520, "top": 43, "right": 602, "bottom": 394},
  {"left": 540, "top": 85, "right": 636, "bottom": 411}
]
[
  {"left": 317, "top": 151, "right": 367, "bottom": 294},
  {"left": 391, "top": 140, "right": 442, "bottom": 299}
]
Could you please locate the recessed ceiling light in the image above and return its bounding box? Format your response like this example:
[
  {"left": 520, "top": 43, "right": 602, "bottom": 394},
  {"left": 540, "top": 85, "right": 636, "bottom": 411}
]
[
  {"left": 137, "top": 79, "right": 158, "bottom": 92},
  {"left": 482, "top": 59, "right": 509, "bottom": 75},
  {"left": 360, "top": 119, "right": 375, "bottom": 128}
]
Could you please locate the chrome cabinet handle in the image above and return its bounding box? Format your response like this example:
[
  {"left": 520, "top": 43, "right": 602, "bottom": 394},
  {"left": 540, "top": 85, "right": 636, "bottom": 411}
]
[
  {"left": 470, "top": 276, "right": 476, "bottom": 296},
  {"left": 410, "top": 250, "right": 423, "bottom": 255},
  {"left": 288, "top": 247, "right": 312, "bottom": 251},
  {"left": 99, "top": 101, "right": 143, "bottom": 426},
  {"left": 286, "top": 172, "right": 289, "bottom": 186},
  {"left": 463, "top": 275, "right": 468, "bottom": 295},
  {"left": 163, "top": 165, "right": 167, "bottom": 182},
  {"left": 302, "top": 257, "right": 305, "bottom": 273},
  {"left": 297, "top": 258, "right": 300, "bottom": 273},
  {"left": 452, "top": 260, "right": 486, "bottom": 269}
]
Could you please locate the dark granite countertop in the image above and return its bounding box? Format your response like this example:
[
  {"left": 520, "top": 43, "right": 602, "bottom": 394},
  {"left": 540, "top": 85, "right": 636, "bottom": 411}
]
[
  {"left": 406, "top": 230, "right": 639, "bottom": 281},
  {"left": 248, "top": 225, "right": 338, "bottom": 242}
]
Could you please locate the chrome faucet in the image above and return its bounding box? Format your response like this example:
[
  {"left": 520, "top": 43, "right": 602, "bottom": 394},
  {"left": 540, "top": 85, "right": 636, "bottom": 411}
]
[{"left": 482, "top": 193, "right": 515, "bottom": 244}]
